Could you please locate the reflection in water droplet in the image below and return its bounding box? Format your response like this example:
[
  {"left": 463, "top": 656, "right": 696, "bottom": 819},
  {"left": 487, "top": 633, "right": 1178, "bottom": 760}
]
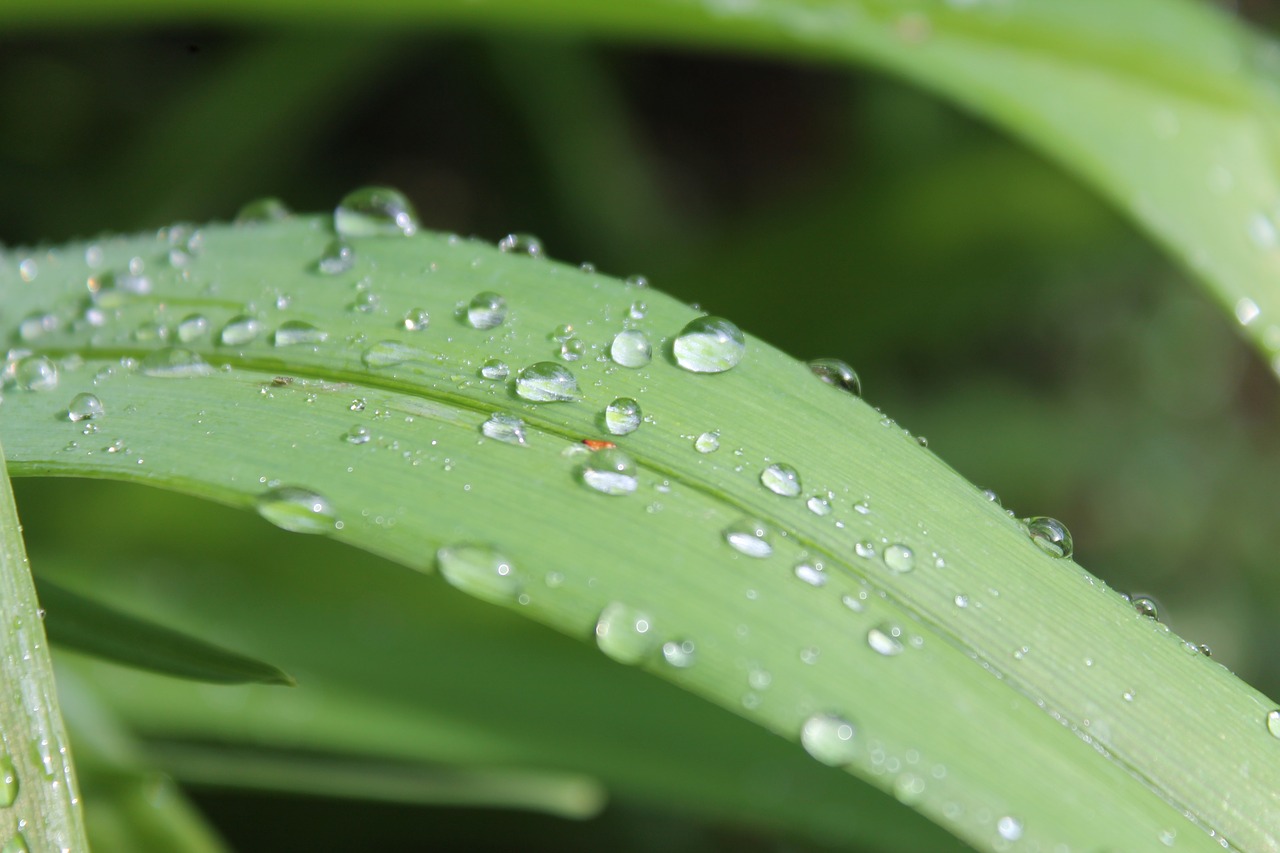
[
  {"left": 437, "top": 544, "right": 521, "bottom": 604},
  {"left": 581, "top": 448, "right": 639, "bottom": 496},
  {"left": 595, "top": 602, "right": 657, "bottom": 664},
  {"left": 694, "top": 432, "right": 720, "bottom": 453},
  {"left": 808, "top": 358, "right": 862, "bottom": 396},
  {"left": 255, "top": 487, "right": 339, "bottom": 534},
  {"left": 515, "top": 362, "right": 579, "bottom": 402},
  {"left": 219, "top": 315, "right": 262, "bottom": 346},
  {"left": 236, "top": 197, "right": 290, "bottom": 224},
  {"left": 466, "top": 292, "right": 508, "bottom": 330},
  {"left": 139, "top": 348, "right": 214, "bottom": 377},
  {"left": 0, "top": 749, "right": 16, "bottom": 807},
  {"left": 760, "top": 463, "right": 801, "bottom": 497},
  {"left": 497, "top": 233, "right": 543, "bottom": 256},
  {"left": 316, "top": 239, "right": 355, "bottom": 275},
  {"left": 605, "top": 398, "right": 641, "bottom": 435},
  {"left": 402, "top": 308, "right": 430, "bottom": 331},
  {"left": 176, "top": 314, "right": 210, "bottom": 343},
  {"left": 272, "top": 320, "right": 328, "bottom": 347},
  {"left": 1266, "top": 709, "right": 1280, "bottom": 738},
  {"left": 67, "top": 393, "right": 104, "bottom": 422},
  {"left": 800, "top": 713, "right": 858, "bottom": 766},
  {"left": 794, "top": 562, "right": 826, "bottom": 587},
  {"left": 662, "top": 639, "right": 697, "bottom": 668},
  {"left": 867, "top": 624, "right": 904, "bottom": 656},
  {"left": 334, "top": 187, "right": 418, "bottom": 237},
  {"left": 480, "top": 359, "right": 510, "bottom": 380},
  {"left": 672, "top": 316, "right": 745, "bottom": 373},
  {"left": 15, "top": 356, "right": 58, "bottom": 392},
  {"left": 481, "top": 413, "right": 528, "bottom": 446},
  {"left": 1024, "top": 516, "right": 1073, "bottom": 558},
  {"left": 723, "top": 519, "right": 772, "bottom": 558},
  {"left": 997, "top": 816, "right": 1024, "bottom": 842},
  {"left": 610, "top": 329, "right": 652, "bottom": 368},
  {"left": 883, "top": 544, "right": 915, "bottom": 573}
]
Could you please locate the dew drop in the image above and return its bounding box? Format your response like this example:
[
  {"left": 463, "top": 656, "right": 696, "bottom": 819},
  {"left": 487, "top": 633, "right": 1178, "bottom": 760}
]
[
  {"left": 466, "top": 292, "right": 508, "bottom": 330},
  {"left": 176, "top": 314, "right": 210, "bottom": 343},
  {"left": 66, "top": 393, "right": 104, "bottom": 422},
  {"left": 1024, "top": 516, "right": 1073, "bottom": 558},
  {"left": 793, "top": 561, "right": 827, "bottom": 587},
  {"left": 854, "top": 541, "right": 877, "bottom": 559},
  {"left": 806, "top": 496, "right": 831, "bottom": 515},
  {"left": 662, "top": 639, "right": 697, "bottom": 668},
  {"left": 515, "top": 362, "right": 579, "bottom": 402},
  {"left": 760, "top": 463, "right": 801, "bottom": 497},
  {"left": 479, "top": 358, "right": 509, "bottom": 380},
  {"left": 954, "top": 594, "right": 969, "bottom": 608},
  {"left": 235, "top": 197, "right": 291, "bottom": 224},
  {"left": 723, "top": 519, "right": 772, "bottom": 558},
  {"left": 219, "top": 315, "right": 262, "bottom": 346},
  {"left": 867, "top": 624, "right": 904, "bottom": 656},
  {"left": 437, "top": 544, "right": 521, "bottom": 605},
  {"left": 672, "top": 316, "right": 746, "bottom": 373},
  {"left": 595, "top": 602, "right": 657, "bottom": 664},
  {"left": 610, "top": 329, "right": 652, "bottom": 368},
  {"left": 628, "top": 300, "right": 647, "bottom": 319},
  {"left": 272, "top": 320, "right": 328, "bottom": 347},
  {"left": 334, "top": 187, "right": 418, "bottom": 237},
  {"left": 497, "top": 233, "right": 543, "bottom": 256},
  {"left": 625, "top": 275, "right": 649, "bottom": 289},
  {"left": 800, "top": 713, "right": 858, "bottom": 766},
  {"left": 694, "top": 431, "right": 720, "bottom": 453},
  {"left": 316, "top": 239, "right": 355, "bottom": 275},
  {"left": 605, "top": 398, "right": 641, "bottom": 435},
  {"left": 402, "top": 308, "right": 430, "bottom": 332},
  {"left": 1132, "top": 595, "right": 1160, "bottom": 620},
  {"left": 1266, "top": 709, "right": 1280, "bottom": 738},
  {"left": 560, "top": 338, "right": 586, "bottom": 361},
  {"left": 982, "top": 488, "right": 1001, "bottom": 505},
  {"left": 1236, "top": 297, "right": 1262, "bottom": 326},
  {"left": 255, "top": 487, "right": 339, "bottom": 534},
  {"left": 138, "top": 348, "right": 214, "bottom": 377},
  {"left": 361, "top": 340, "right": 422, "bottom": 369},
  {"left": 581, "top": 448, "right": 639, "bottom": 496},
  {"left": 344, "top": 425, "right": 371, "bottom": 445},
  {"left": 15, "top": 356, "right": 58, "bottom": 392},
  {"left": 18, "top": 312, "right": 58, "bottom": 342},
  {"left": 0, "top": 749, "right": 16, "bottom": 807},
  {"left": 893, "top": 773, "right": 926, "bottom": 805},
  {"left": 481, "top": 412, "right": 528, "bottom": 446},
  {"left": 997, "top": 816, "right": 1024, "bottom": 842},
  {"left": 808, "top": 358, "right": 862, "bottom": 396},
  {"left": 883, "top": 544, "right": 915, "bottom": 573},
  {"left": 842, "top": 593, "right": 865, "bottom": 612}
]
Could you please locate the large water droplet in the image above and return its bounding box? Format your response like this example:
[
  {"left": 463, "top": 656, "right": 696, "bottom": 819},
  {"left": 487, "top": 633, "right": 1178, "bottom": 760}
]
[
  {"left": 883, "top": 544, "right": 915, "bottom": 573},
  {"left": 235, "top": 197, "right": 291, "bottom": 224},
  {"left": 138, "top": 348, "right": 214, "bottom": 377},
  {"left": 15, "top": 356, "right": 58, "bottom": 392},
  {"left": 316, "top": 239, "right": 355, "bottom": 275},
  {"left": 176, "top": 314, "right": 210, "bottom": 343},
  {"left": 997, "top": 816, "right": 1024, "bottom": 842},
  {"left": 723, "top": 519, "right": 772, "bottom": 558},
  {"left": 255, "top": 487, "right": 339, "bottom": 534},
  {"left": 481, "top": 413, "right": 528, "bottom": 446},
  {"left": 1266, "top": 709, "right": 1280, "bottom": 738},
  {"left": 497, "top": 233, "right": 543, "bottom": 256},
  {"left": 437, "top": 544, "right": 521, "bottom": 604},
  {"left": 0, "top": 749, "right": 16, "bottom": 807},
  {"left": 672, "top": 316, "right": 745, "bottom": 373},
  {"left": 610, "top": 329, "right": 652, "bottom": 368},
  {"left": 581, "top": 448, "right": 639, "bottom": 496},
  {"left": 867, "top": 624, "right": 904, "bottom": 656},
  {"left": 515, "top": 362, "right": 579, "bottom": 402},
  {"left": 334, "top": 187, "right": 418, "bottom": 237},
  {"left": 466, "top": 292, "right": 508, "bottom": 330},
  {"left": 760, "top": 463, "right": 801, "bottom": 497},
  {"left": 402, "top": 308, "right": 430, "bottom": 332},
  {"left": 219, "top": 315, "right": 262, "bottom": 346},
  {"left": 66, "top": 393, "right": 104, "bottom": 422},
  {"left": 808, "top": 358, "right": 862, "bottom": 396},
  {"left": 480, "top": 358, "right": 510, "bottom": 380},
  {"left": 605, "top": 398, "right": 641, "bottom": 435},
  {"left": 1024, "top": 516, "right": 1073, "bottom": 558},
  {"left": 272, "top": 320, "right": 328, "bottom": 347},
  {"left": 595, "top": 602, "right": 657, "bottom": 664},
  {"left": 800, "top": 713, "right": 858, "bottom": 766}
]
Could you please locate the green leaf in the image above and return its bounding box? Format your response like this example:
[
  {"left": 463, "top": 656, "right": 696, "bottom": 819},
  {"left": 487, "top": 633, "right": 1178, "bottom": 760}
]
[
  {"left": 38, "top": 578, "right": 296, "bottom": 686},
  {"left": 2, "top": 216, "right": 1278, "bottom": 851}
]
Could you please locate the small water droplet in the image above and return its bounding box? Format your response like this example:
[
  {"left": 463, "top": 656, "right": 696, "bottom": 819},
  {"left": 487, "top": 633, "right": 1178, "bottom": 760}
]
[
  {"left": 595, "top": 602, "right": 657, "bottom": 664},
  {"left": 560, "top": 338, "right": 586, "bottom": 361},
  {"left": 344, "top": 425, "right": 371, "bottom": 445},
  {"left": 437, "top": 544, "right": 521, "bottom": 604},
  {"left": 662, "top": 639, "right": 697, "bottom": 668},
  {"left": 15, "top": 356, "right": 58, "bottom": 392},
  {"left": 997, "top": 816, "right": 1024, "bottom": 842},
  {"left": 0, "top": 749, "right": 16, "bottom": 807},
  {"left": 18, "top": 258, "right": 37, "bottom": 281},
  {"left": 982, "top": 488, "right": 1001, "bottom": 505},
  {"left": 18, "top": 312, "right": 58, "bottom": 342},
  {"left": 854, "top": 541, "right": 877, "bottom": 559},
  {"left": 867, "top": 624, "right": 904, "bottom": 656},
  {"left": 497, "top": 233, "right": 543, "bottom": 256},
  {"left": 893, "top": 772, "right": 926, "bottom": 805},
  {"left": 806, "top": 496, "right": 831, "bottom": 515},
  {"left": 694, "top": 431, "right": 720, "bottom": 453},
  {"left": 316, "top": 239, "right": 355, "bottom": 275},
  {"left": 883, "top": 544, "right": 915, "bottom": 573},
  {"left": 219, "top": 315, "right": 262, "bottom": 346},
  {"left": 628, "top": 300, "right": 647, "bottom": 319},
  {"left": 235, "top": 197, "right": 291, "bottom": 224},
  {"left": 581, "top": 448, "right": 639, "bottom": 495},
  {"left": 794, "top": 561, "right": 826, "bottom": 587},
  {"left": 466, "top": 292, "right": 508, "bottom": 330},
  {"left": 515, "top": 362, "right": 579, "bottom": 402},
  {"left": 481, "top": 412, "right": 528, "bottom": 446},
  {"left": 604, "top": 398, "right": 641, "bottom": 435},
  {"left": 480, "top": 358, "right": 510, "bottom": 380},
  {"left": 176, "top": 314, "right": 210, "bottom": 343},
  {"left": 1236, "top": 297, "right": 1261, "bottom": 326},
  {"left": 808, "top": 358, "right": 862, "bottom": 396},
  {"left": 1266, "top": 709, "right": 1280, "bottom": 738},
  {"left": 138, "top": 348, "right": 214, "bottom": 377},
  {"left": 1132, "top": 595, "right": 1160, "bottom": 620},
  {"left": 800, "top": 713, "right": 858, "bottom": 766},
  {"left": 334, "top": 187, "right": 418, "bottom": 237},
  {"left": 255, "top": 487, "right": 339, "bottom": 534},
  {"left": 361, "top": 340, "right": 422, "bottom": 369},
  {"left": 272, "top": 320, "right": 328, "bottom": 347},
  {"left": 760, "top": 463, "right": 801, "bottom": 497},
  {"left": 1024, "top": 516, "right": 1073, "bottom": 558},
  {"left": 954, "top": 594, "right": 969, "bottom": 608},
  {"left": 610, "top": 329, "right": 652, "bottom": 368},
  {"left": 66, "top": 392, "right": 104, "bottom": 422},
  {"left": 842, "top": 593, "right": 865, "bottom": 612},
  {"left": 625, "top": 275, "right": 649, "bottom": 289},
  {"left": 672, "top": 316, "right": 746, "bottom": 373},
  {"left": 402, "top": 308, "right": 430, "bottom": 331},
  {"left": 723, "top": 519, "right": 772, "bottom": 558}
]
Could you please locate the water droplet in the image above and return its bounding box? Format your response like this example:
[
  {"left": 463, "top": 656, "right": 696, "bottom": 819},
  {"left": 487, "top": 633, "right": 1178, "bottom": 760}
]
[
  {"left": 625, "top": 275, "right": 649, "bottom": 289},
  {"left": 18, "top": 312, "right": 58, "bottom": 342},
  {"left": 401, "top": 307, "right": 432, "bottom": 330},
  {"left": 672, "top": 316, "right": 746, "bottom": 373},
  {"left": 0, "top": 749, "right": 16, "bottom": 807},
  {"left": 595, "top": 602, "right": 657, "bottom": 664},
  {"left": 1132, "top": 595, "right": 1160, "bottom": 620},
  {"left": 481, "top": 413, "right": 528, "bottom": 446},
  {"left": 235, "top": 197, "right": 291, "bottom": 224},
  {"left": 842, "top": 593, "right": 865, "bottom": 612},
  {"left": 854, "top": 541, "right": 877, "bottom": 559},
  {"left": 1236, "top": 297, "right": 1261, "bottom": 326},
  {"left": 1266, "top": 709, "right": 1280, "bottom": 738},
  {"left": 723, "top": 519, "right": 772, "bottom": 558},
  {"left": 88, "top": 270, "right": 151, "bottom": 302},
  {"left": 15, "top": 356, "right": 58, "bottom": 392},
  {"left": 805, "top": 496, "right": 831, "bottom": 515},
  {"left": 18, "top": 258, "right": 37, "bottom": 282},
  {"left": 219, "top": 315, "right": 262, "bottom": 346},
  {"left": 794, "top": 562, "right": 826, "bottom": 587},
  {"left": 2, "top": 832, "right": 30, "bottom": 853},
  {"left": 133, "top": 320, "right": 168, "bottom": 343},
  {"left": 610, "top": 330, "right": 652, "bottom": 368},
  {"left": 334, "top": 187, "right": 418, "bottom": 237},
  {"left": 662, "top": 639, "right": 697, "bottom": 668},
  {"left": 996, "top": 816, "right": 1024, "bottom": 841},
  {"left": 480, "top": 358, "right": 509, "bottom": 380},
  {"left": 867, "top": 624, "right": 904, "bottom": 656},
  {"left": 1024, "top": 516, "right": 1073, "bottom": 558},
  {"left": 760, "top": 463, "right": 801, "bottom": 497},
  {"left": 497, "top": 233, "right": 543, "bottom": 256},
  {"left": 466, "top": 292, "right": 508, "bottom": 330},
  {"left": 66, "top": 392, "right": 104, "bottom": 422},
  {"left": 344, "top": 425, "right": 371, "bottom": 445},
  {"left": 694, "top": 431, "right": 720, "bottom": 453},
  {"left": 581, "top": 448, "right": 639, "bottom": 496},
  {"left": 551, "top": 324, "right": 575, "bottom": 342},
  {"left": 628, "top": 300, "right": 647, "bottom": 319},
  {"left": 138, "top": 347, "right": 214, "bottom": 377},
  {"left": 808, "top": 358, "right": 862, "bottom": 396},
  {"left": 316, "top": 239, "right": 355, "bottom": 275},
  {"left": 954, "top": 594, "right": 969, "bottom": 608},
  {"left": 605, "top": 398, "right": 641, "bottom": 435},
  {"left": 272, "top": 320, "right": 328, "bottom": 347},
  {"left": 515, "top": 362, "right": 579, "bottom": 402},
  {"left": 893, "top": 772, "right": 925, "bottom": 805},
  {"left": 883, "top": 544, "right": 915, "bottom": 573},
  {"left": 361, "top": 340, "right": 422, "bottom": 369},
  {"left": 800, "top": 713, "right": 858, "bottom": 766},
  {"left": 176, "top": 314, "right": 209, "bottom": 343},
  {"left": 559, "top": 338, "right": 586, "bottom": 361},
  {"left": 255, "top": 487, "right": 339, "bottom": 534},
  {"left": 437, "top": 544, "right": 521, "bottom": 605},
  {"left": 982, "top": 488, "right": 1001, "bottom": 505}
]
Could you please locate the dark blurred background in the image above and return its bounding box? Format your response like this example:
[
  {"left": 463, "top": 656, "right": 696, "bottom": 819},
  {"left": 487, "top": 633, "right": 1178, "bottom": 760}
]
[{"left": 4, "top": 5, "right": 1279, "bottom": 849}]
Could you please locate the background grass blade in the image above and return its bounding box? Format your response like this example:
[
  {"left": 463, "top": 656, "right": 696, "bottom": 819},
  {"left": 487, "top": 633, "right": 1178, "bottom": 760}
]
[{"left": 2, "top": 216, "right": 1279, "bottom": 851}]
